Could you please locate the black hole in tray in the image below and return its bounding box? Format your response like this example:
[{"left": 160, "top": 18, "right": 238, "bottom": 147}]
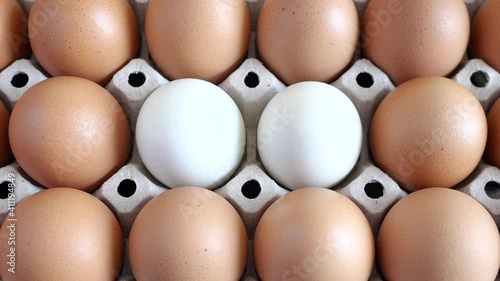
[
  {"left": 244, "top": 72, "right": 260, "bottom": 88},
  {"left": 128, "top": 72, "right": 146, "bottom": 88},
  {"left": 241, "top": 180, "right": 261, "bottom": 199},
  {"left": 485, "top": 181, "right": 500, "bottom": 200},
  {"left": 11, "top": 72, "right": 29, "bottom": 88},
  {"left": 364, "top": 181, "right": 384, "bottom": 199},
  {"left": 356, "top": 72, "right": 374, "bottom": 88},
  {"left": 117, "top": 179, "right": 137, "bottom": 198},
  {"left": 470, "top": 71, "right": 489, "bottom": 88},
  {"left": 0, "top": 182, "right": 9, "bottom": 199}
]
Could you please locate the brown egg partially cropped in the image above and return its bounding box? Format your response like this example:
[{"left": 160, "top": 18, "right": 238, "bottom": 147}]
[
  {"left": 485, "top": 98, "right": 500, "bottom": 168},
  {"left": 129, "top": 187, "right": 248, "bottom": 281},
  {"left": 0, "top": 0, "right": 30, "bottom": 71},
  {"left": 254, "top": 188, "right": 374, "bottom": 281},
  {"left": 257, "top": 0, "right": 359, "bottom": 85},
  {"left": 470, "top": 0, "right": 500, "bottom": 72},
  {"left": 0, "top": 188, "right": 124, "bottom": 281},
  {"left": 146, "top": 0, "right": 251, "bottom": 84},
  {"left": 370, "top": 77, "right": 487, "bottom": 192},
  {"left": 378, "top": 188, "right": 500, "bottom": 281},
  {"left": 0, "top": 100, "right": 12, "bottom": 167},
  {"left": 9, "top": 76, "right": 131, "bottom": 192},
  {"left": 362, "top": 0, "right": 470, "bottom": 85},
  {"left": 29, "top": 0, "right": 139, "bottom": 85}
]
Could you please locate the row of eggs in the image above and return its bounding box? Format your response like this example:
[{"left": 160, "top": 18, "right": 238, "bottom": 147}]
[
  {"left": 0, "top": 186, "right": 498, "bottom": 281},
  {"left": 0, "top": 0, "right": 499, "bottom": 86},
  {"left": 1, "top": 75, "right": 499, "bottom": 193}
]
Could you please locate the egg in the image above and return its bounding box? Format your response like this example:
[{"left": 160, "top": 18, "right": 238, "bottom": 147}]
[
  {"left": 129, "top": 187, "right": 248, "bottom": 281},
  {"left": 136, "top": 79, "right": 245, "bottom": 189},
  {"left": 0, "top": 188, "right": 124, "bottom": 281},
  {"left": 29, "top": 0, "right": 139, "bottom": 85},
  {"left": 9, "top": 76, "right": 131, "bottom": 192},
  {"left": 370, "top": 77, "right": 487, "bottom": 192},
  {"left": 470, "top": 0, "right": 500, "bottom": 72},
  {"left": 378, "top": 188, "right": 500, "bottom": 281},
  {"left": 0, "top": 100, "right": 12, "bottom": 167},
  {"left": 257, "top": 0, "right": 359, "bottom": 85},
  {"left": 257, "top": 82, "right": 362, "bottom": 190},
  {"left": 146, "top": 0, "right": 251, "bottom": 84},
  {"left": 254, "top": 188, "right": 375, "bottom": 281},
  {"left": 485, "top": 98, "right": 500, "bottom": 168},
  {"left": 0, "top": 0, "right": 30, "bottom": 71},
  {"left": 362, "top": 0, "right": 470, "bottom": 85}
]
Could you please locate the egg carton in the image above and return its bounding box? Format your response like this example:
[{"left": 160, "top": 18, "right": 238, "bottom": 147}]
[{"left": 0, "top": 0, "right": 499, "bottom": 280}]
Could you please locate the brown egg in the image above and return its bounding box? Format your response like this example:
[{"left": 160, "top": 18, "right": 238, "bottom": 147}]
[
  {"left": 254, "top": 188, "right": 374, "bottom": 281},
  {"left": 470, "top": 0, "right": 500, "bottom": 72},
  {"left": 362, "top": 0, "right": 470, "bottom": 85},
  {"left": 146, "top": 0, "right": 250, "bottom": 84},
  {"left": 0, "top": 100, "right": 12, "bottom": 167},
  {"left": 257, "top": 0, "right": 359, "bottom": 85},
  {"left": 0, "top": 0, "right": 30, "bottom": 71},
  {"left": 0, "top": 188, "right": 124, "bottom": 281},
  {"left": 29, "top": 0, "right": 139, "bottom": 85},
  {"left": 485, "top": 98, "right": 500, "bottom": 168},
  {"left": 9, "top": 76, "right": 131, "bottom": 192},
  {"left": 370, "top": 77, "right": 487, "bottom": 192},
  {"left": 129, "top": 187, "right": 248, "bottom": 281},
  {"left": 378, "top": 188, "right": 500, "bottom": 281}
]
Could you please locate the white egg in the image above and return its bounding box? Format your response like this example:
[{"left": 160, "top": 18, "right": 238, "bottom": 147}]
[
  {"left": 136, "top": 79, "right": 246, "bottom": 189},
  {"left": 257, "top": 82, "right": 362, "bottom": 190}
]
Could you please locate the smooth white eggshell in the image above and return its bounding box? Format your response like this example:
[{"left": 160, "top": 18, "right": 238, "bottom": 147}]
[
  {"left": 136, "top": 79, "right": 246, "bottom": 189},
  {"left": 257, "top": 81, "right": 362, "bottom": 190}
]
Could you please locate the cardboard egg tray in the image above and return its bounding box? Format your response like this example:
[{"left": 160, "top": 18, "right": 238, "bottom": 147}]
[{"left": 0, "top": 0, "right": 498, "bottom": 280}]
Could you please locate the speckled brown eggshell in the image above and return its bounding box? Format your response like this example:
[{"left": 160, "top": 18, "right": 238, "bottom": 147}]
[
  {"left": 0, "top": 0, "right": 30, "bottom": 71},
  {"left": 9, "top": 76, "right": 131, "bottom": 192},
  {"left": 0, "top": 188, "right": 124, "bottom": 281},
  {"left": 254, "top": 188, "right": 375, "bottom": 281},
  {"left": 146, "top": 0, "right": 251, "bottom": 84},
  {"left": 29, "top": 0, "right": 139, "bottom": 85},
  {"left": 378, "top": 188, "right": 500, "bottom": 281},
  {"left": 129, "top": 187, "right": 248, "bottom": 281},
  {"left": 362, "top": 0, "right": 470, "bottom": 85},
  {"left": 485, "top": 98, "right": 500, "bottom": 168},
  {"left": 470, "top": 0, "right": 500, "bottom": 72},
  {"left": 370, "top": 77, "right": 487, "bottom": 192},
  {"left": 257, "top": 0, "right": 359, "bottom": 85},
  {"left": 0, "top": 100, "right": 12, "bottom": 167}
]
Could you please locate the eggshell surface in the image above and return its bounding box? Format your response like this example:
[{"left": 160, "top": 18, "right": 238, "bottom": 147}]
[
  {"left": 29, "top": 0, "right": 139, "bottom": 85},
  {"left": 257, "top": 82, "right": 362, "bottom": 190},
  {"left": 254, "top": 188, "right": 375, "bottom": 281},
  {"left": 257, "top": 0, "right": 359, "bottom": 85},
  {"left": 9, "top": 76, "right": 131, "bottom": 192},
  {"left": 485, "top": 98, "right": 500, "bottom": 168},
  {"left": 0, "top": 100, "right": 12, "bottom": 167},
  {"left": 370, "top": 77, "right": 487, "bottom": 192},
  {"left": 362, "top": 0, "right": 470, "bottom": 85},
  {"left": 378, "top": 188, "right": 500, "bottom": 281},
  {"left": 146, "top": 0, "right": 251, "bottom": 84},
  {"left": 0, "top": 188, "right": 124, "bottom": 281},
  {"left": 129, "top": 187, "right": 248, "bottom": 281},
  {"left": 470, "top": 0, "right": 500, "bottom": 72},
  {"left": 0, "top": 0, "right": 30, "bottom": 71},
  {"left": 136, "top": 79, "right": 245, "bottom": 189}
]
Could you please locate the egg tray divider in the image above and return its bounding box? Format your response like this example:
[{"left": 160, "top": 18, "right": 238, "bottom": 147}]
[{"left": 0, "top": 0, "right": 498, "bottom": 280}]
